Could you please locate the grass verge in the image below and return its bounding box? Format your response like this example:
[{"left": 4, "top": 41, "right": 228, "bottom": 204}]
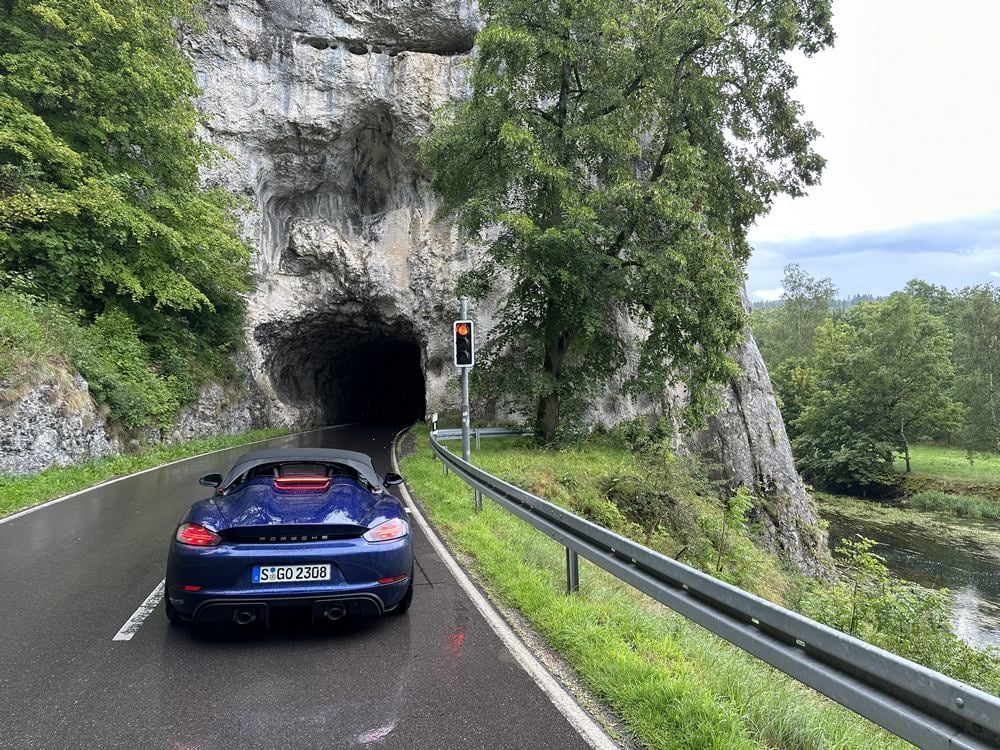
[
  {"left": 0, "top": 427, "right": 290, "bottom": 519},
  {"left": 401, "top": 425, "right": 908, "bottom": 749},
  {"left": 896, "top": 444, "right": 1000, "bottom": 484}
]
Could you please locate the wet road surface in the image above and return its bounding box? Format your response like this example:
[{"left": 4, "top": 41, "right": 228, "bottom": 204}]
[{"left": 0, "top": 425, "right": 597, "bottom": 749}]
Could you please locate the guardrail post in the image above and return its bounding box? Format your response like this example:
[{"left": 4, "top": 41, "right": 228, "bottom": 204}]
[
  {"left": 442, "top": 461, "right": 448, "bottom": 476},
  {"left": 566, "top": 548, "right": 580, "bottom": 594},
  {"left": 475, "top": 429, "right": 481, "bottom": 451},
  {"left": 474, "top": 489, "right": 483, "bottom": 511}
]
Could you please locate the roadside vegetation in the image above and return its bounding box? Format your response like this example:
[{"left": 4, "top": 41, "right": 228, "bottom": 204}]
[
  {"left": 0, "top": 2, "right": 250, "bottom": 432},
  {"left": 0, "top": 428, "right": 289, "bottom": 519},
  {"left": 401, "top": 426, "right": 911, "bottom": 749},
  {"left": 403, "top": 424, "right": 1000, "bottom": 747}
]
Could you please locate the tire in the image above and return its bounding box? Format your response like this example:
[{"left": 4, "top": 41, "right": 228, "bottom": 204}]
[
  {"left": 164, "top": 597, "right": 182, "bottom": 626},
  {"left": 390, "top": 569, "right": 414, "bottom": 616}
]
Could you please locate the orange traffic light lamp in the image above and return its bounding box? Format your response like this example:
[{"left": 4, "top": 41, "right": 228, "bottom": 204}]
[{"left": 454, "top": 320, "right": 474, "bottom": 367}]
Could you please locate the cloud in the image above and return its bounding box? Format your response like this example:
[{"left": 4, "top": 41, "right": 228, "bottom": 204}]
[
  {"left": 752, "top": 211, "right": 1000, "bottom": 262},
  {"left": 752, "top": 288, "right": 784, "bottom": 302},
  {"left": 747, "top": 211, "right": 1000, "bottom": 297}
]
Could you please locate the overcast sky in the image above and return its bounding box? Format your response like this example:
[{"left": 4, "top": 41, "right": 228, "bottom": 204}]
[{"left": 746, "top": 0, "right": 1000, "bottom": 301}]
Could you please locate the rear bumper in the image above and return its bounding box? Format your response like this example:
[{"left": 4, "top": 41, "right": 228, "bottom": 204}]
[
  {"left": 166, "top": 535, "right": 412, "bottom": 621},
  {"left": 169, "top": 582, "right": 410, "bottom": 624}
]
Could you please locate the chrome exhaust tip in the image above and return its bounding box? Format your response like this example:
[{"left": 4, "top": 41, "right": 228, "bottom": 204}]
[{"left": 234, "top": 608, "right": 257, "bottom": 626}]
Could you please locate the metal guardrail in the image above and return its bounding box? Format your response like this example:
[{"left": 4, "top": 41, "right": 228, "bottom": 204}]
[{"left": 431, "top": 428, "right": 1000, "bottom": 750}]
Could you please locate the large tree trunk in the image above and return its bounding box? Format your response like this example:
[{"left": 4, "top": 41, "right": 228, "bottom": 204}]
[
  {"left": 901, "top": 416, "right": 911, "bottom": 473},
  {"left": 535, "top": 326, "right": 572, "bottom": 443}
]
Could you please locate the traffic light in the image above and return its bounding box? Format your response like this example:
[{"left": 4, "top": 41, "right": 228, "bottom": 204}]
[{"left": 453, "top": 320, "right": 474, "bottom": 367}]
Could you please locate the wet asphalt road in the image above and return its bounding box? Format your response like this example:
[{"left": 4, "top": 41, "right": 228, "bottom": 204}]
[{"left": 0, "top": 425, "right": 595, "bottom": 750}]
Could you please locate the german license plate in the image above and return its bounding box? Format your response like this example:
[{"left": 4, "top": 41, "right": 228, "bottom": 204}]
[{"left": 252, "top": 564, "right": 331, "bottom": 584}]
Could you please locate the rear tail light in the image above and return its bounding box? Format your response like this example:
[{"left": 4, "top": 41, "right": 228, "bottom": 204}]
[
  {"left": 176, "top": 523, "right": 222, "bottom": 547},
  {"left": 363, "top": 518, "right": 408, "bottom": 543}
]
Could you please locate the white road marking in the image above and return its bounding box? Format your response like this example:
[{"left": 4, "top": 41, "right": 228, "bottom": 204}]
[
  {"left": 0, "top": 425, "right": 350, "bottom": 527},
  {"left": 113, "top": 580, "right": 165, "bottom": 641},
  {"left": 391, "top": 430, "right": 619, "bottom": 750}
]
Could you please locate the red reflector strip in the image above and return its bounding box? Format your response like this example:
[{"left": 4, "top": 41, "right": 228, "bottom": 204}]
[
  {"left": 274, "top": 476, "right": 332, "bottom": 491},
  {"left": 170, "top": 584, "right": 202, "bottom": 592},
  {"left": 377, "top": 575, "right": 408, "bottom": 585}
]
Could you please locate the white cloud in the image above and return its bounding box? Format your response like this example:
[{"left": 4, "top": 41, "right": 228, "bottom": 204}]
[
  {"left": 749, "top": 0, "right": 1000, "bottom": 243},
  {"left": 752, "top": 288, "right": 784, "bottom": 302},
  {"left": 990, "top": 271, "right": 1000, "bottom": 278}
]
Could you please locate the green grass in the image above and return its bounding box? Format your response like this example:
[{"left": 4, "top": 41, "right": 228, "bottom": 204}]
[
  {"left": 897, "top": 444, "right": 1000, "bottom": 483},
  {"left": 401, "top": 426, "right": 909, "bottom": 749},
  {"left": 909, "top": 491, "right": 1000, "bottom": 520},
  {"left": 0, "top": 428, "right": 290, "bottom": 518}
]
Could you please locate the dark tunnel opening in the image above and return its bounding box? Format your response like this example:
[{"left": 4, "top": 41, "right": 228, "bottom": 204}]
[{"left": 260, "top": 316, "right": 427, "bottom": 427}]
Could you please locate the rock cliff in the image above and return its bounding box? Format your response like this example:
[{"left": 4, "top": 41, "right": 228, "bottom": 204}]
[{"left": 183, "top": 0, "right": 827, "bottom": 569}]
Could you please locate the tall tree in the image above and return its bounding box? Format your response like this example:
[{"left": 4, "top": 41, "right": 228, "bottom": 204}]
[
  {"left": 752, "top": 263, "right": 837, "bottom": 366},
  {"left": 794, "top": 295, "right": 962, "bottom": 493},
  {"left": 0, "top": 0, "right": 250, "bottom": 352},
  {"left": 902, "top": 279, "right": 953, "bottom": 320},
  {"left": 421, "top": 0, "right": 834, "bottom": 442},
  {"left": 952, "top": 285, "right": 1000, "bottom": 452}
]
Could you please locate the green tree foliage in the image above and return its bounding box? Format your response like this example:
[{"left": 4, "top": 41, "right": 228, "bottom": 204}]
[
  {"left": 421, "top": 0, "right": 834, "bottom": 442},
  {"left": 902, "top": 278, "right": 953, "bottom": 319},
  {"left": 769, "top": 356, "right": 815, "bottom": 439},
  {"left": 0, "top": 0, "right": 251, "bottom": 416},
  {"left": 794, "top": 296, "right": 962, "bottom": 494},
  {"left": 951, "top": 285, "right": 1000, "bottom": 452},
  {"left": 752, "top": 263, "right": 837, "bottom": 366}
]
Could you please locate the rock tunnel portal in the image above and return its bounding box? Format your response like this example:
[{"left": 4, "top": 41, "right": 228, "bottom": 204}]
[{"left": 259, "top": 312, "right": 426, "bottom": 427}]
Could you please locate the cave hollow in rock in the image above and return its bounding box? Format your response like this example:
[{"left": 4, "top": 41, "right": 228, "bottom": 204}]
[{"left": 260, "top": 311, "right": 427, "bottom": 427}]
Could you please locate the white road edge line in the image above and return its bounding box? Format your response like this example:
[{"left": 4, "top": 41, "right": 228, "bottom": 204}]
[
  {"left": 0, "top": 425, "right": 350, "bottom": 527},
  {"left": 391, "top": 430, "right": 619, "bottom": 750},
  {"left": 113, "top": 580, "right": 166, "bottom": 641}
]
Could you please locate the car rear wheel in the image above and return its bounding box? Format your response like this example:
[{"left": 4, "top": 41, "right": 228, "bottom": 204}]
[
  {"left": 164, "top": 597, "right": 181, "bottom": 625},
  {"left": 391, "top": 569, "right": 414, "bottom": 615}
]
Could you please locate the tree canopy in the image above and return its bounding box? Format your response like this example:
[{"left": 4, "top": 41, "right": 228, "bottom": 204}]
[
  {"left": 0, "top": 0, "right": 249, "bottom": 356},
  {"left": 793, "top": 296, "right": 962, "bottom": 493},
  {"left": 421, "top": 0, "right": 834, "bottom": 441}
]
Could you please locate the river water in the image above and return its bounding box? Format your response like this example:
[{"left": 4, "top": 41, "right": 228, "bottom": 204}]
[{"left": 823, "top": 509, "right": 1000, "bottom": 650}]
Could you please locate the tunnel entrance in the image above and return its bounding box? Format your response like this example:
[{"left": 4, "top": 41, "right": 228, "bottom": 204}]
[{"left": 259, "top": 313, "right": 426, "bottom": 427}]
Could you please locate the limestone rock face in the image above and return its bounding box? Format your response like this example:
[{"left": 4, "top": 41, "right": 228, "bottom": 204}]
[
  {"left": 0, "top": 371, "right": 117, "bottom": 476},
  {"left": 189, "top": 0, "right": 826, "bottom": 569},
  {"left": 689, "top": 330, "right": 829, "bottom": 573},
  {"left": 188, "top": 0, "right": 478, "bottom": 427}
]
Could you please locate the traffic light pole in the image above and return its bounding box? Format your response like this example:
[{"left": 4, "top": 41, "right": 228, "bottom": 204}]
[{"left": 460, "top": 297, "right": 471, "bottom": 463}]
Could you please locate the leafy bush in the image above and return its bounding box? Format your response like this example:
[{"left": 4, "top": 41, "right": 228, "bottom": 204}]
[
  {"left": 0, "top": 1, "right": 250, "bottom": 427},
  {"left": 794, "top": 535, "right": 1000, "bottom": 695},
  {"left": 70, "top": 309, "right": 182, "bottom": 430},
  {"left": 793, "top": 430, "right": 901, "bottom": 497},
  {"left": 0, "top": 289, "right": 208, "bottom": 431},
  {"left": 0, "top": 283, "right": 71, "bottom": 387}
]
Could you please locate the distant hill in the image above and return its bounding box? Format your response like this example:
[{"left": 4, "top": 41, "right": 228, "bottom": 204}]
[{"left": 752, "top": 293, "right": 880, "bottom": 311}]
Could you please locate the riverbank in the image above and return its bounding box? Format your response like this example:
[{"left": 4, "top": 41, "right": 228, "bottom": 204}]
[{"left": 816, "top": 493, "right": 1000, "bottom": 650}]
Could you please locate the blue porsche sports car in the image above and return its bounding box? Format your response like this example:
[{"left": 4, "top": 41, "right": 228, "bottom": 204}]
[{"left": 165, "top": 448, "right": 413, "bottom": 627}]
